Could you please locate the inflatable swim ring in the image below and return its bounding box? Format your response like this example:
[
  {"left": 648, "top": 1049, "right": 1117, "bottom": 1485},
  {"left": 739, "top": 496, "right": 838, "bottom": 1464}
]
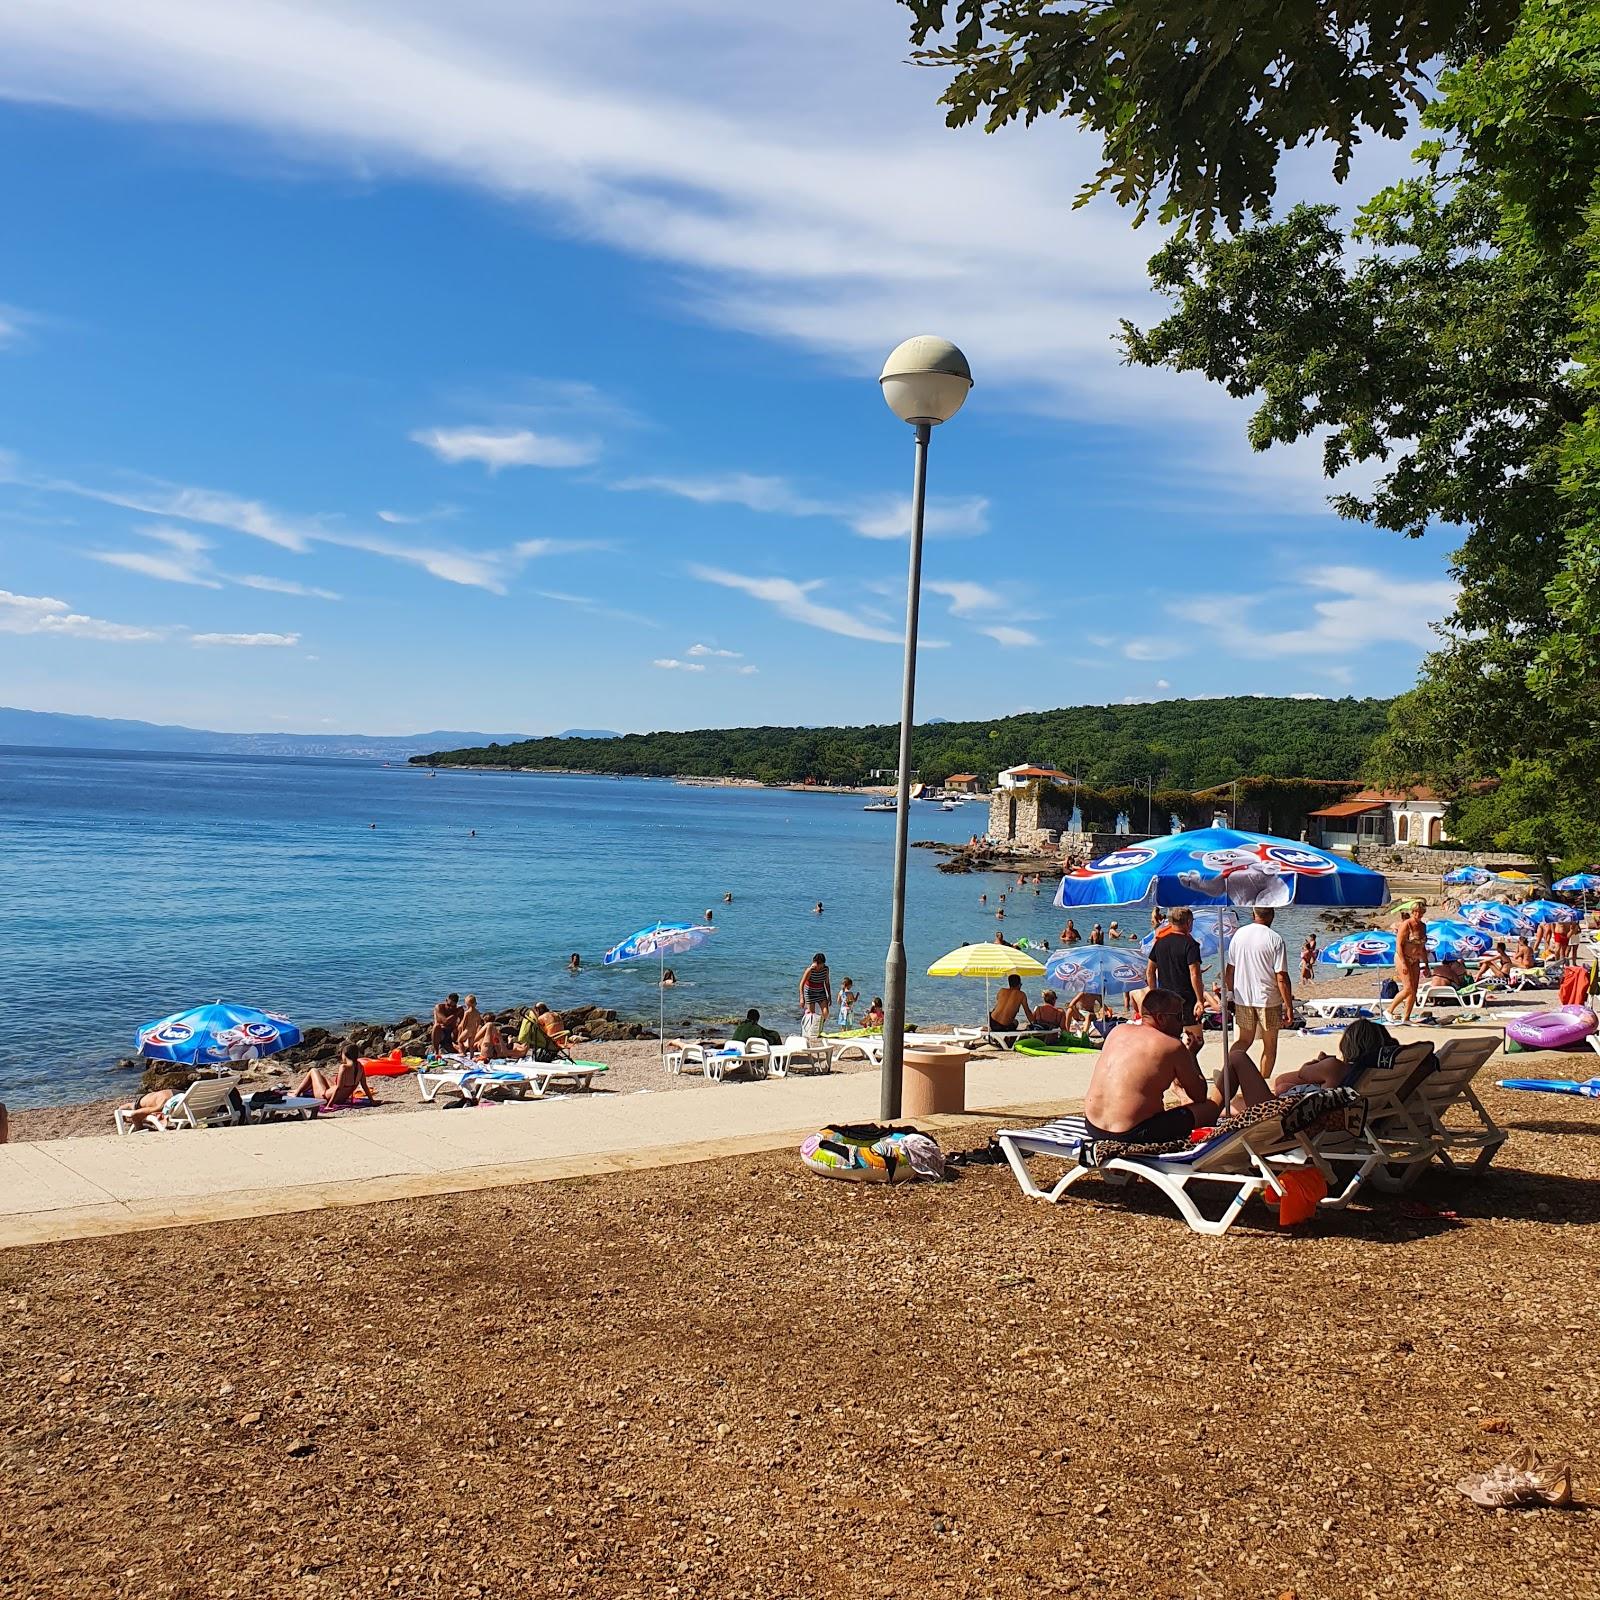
[
  {"left": 800, "top": 1123, "right": 943, "bottom": 1183},
  {"left": 360, "top": 1047, "right": 421, "bottom": 1077},
  {"left": 1504, "top": 1005, "right": 1597, "bottom": 1052},
  {"left": 1013, "top": 1034, "right": 1099, "bottom": 1055}
]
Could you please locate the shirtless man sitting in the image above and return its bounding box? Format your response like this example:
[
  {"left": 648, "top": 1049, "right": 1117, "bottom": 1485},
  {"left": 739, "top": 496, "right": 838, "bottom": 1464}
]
[
  {"left": 988, "top": 973, "right": 1035, "bottom": 1034},
  {"left": 431, "top": 993, "right": 462, "bottom": 1053},
  {"left": 1082, "top": 988, "right": 1271, "bottom": 1143}
]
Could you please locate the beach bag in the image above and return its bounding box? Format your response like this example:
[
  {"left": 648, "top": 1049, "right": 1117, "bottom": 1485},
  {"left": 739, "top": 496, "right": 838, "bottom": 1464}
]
[
  {"left": 800, "top": 1007, "right": 823, "bottom": 1042},
  {"left": 1379, "top": 978, "right": 1399, "bottom": 1000}
]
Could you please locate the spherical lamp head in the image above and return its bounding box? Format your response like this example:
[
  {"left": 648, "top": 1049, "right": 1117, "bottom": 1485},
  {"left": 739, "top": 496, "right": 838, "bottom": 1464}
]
[{"left": 878, "top": 335, "right": 973, "bottom": 426}]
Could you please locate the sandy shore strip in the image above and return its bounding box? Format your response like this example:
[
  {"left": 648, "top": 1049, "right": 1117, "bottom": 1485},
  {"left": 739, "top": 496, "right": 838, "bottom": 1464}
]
[
  {"left": 2, "top": 1081, "right": 1596, "bottom": 1599},
  {"left": 9, "top": 968, "right": 1581, "bottom": 1144}
]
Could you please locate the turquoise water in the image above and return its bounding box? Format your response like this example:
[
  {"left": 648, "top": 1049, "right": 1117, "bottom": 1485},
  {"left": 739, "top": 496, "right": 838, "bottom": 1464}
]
[
  {"left": 1, "top": 748, "right": 1334, "bottom": 1110},
  {"left": 0, "top": 749, "right": 1038, "bottom": 1108}
]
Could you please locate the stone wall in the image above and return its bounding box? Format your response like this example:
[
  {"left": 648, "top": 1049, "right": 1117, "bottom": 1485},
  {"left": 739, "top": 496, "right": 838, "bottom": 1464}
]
[{"left": 1351, "top": 844, "right": 1535, "bottom": 878}]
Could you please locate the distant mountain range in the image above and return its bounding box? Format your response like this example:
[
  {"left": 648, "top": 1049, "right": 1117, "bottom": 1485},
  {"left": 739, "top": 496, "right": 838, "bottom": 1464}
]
[{"left": 0, "top": 706, "right": 582, "bottom": 760}]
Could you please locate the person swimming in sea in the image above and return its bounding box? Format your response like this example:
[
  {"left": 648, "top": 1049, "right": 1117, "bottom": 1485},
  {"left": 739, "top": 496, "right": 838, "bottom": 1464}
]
[
  {"left": 814, "top": 901, "right": 824, "bottom": 915},
  {"left": 568, "top": 953, "right": 581, "bottom": 973},
  {"left": 661, "top": 967, "right": 677, "bottom": 987}
]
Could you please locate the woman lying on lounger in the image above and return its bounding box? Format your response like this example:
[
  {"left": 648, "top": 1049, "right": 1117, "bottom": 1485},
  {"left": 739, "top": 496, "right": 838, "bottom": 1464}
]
[
  {"left": 1268, "top": 1017, "right": 1396, "bottom": 1096},
  {"left": 292, "top": 1044, "right": 379, "bottom": 1107}
]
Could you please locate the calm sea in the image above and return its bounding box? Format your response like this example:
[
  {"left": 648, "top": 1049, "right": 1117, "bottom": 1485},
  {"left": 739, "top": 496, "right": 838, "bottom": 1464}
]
[{"left": 0, "top": 747, "right": 1329, "bottom": 1109}]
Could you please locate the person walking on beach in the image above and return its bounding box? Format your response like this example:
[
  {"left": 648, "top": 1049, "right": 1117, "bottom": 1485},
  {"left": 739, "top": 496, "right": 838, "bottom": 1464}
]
[
  {"left": 1387, "top": 901, "right": 1431, "bottom": 1024},
  {"left": 1226, "top": 908, "right": 1293, "bottom": 1076},
  {"left": 799, "top": 953, "right": 831, "bottom": 1035},
  {"left": 1300, "top": 933, "right": 1319, "bottom": 984}
]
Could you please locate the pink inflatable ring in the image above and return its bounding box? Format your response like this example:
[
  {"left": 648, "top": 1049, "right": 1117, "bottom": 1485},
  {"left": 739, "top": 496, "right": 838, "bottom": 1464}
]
[{"left": 1505, "top": 1005, "right": 1598, "bottom": 1051}]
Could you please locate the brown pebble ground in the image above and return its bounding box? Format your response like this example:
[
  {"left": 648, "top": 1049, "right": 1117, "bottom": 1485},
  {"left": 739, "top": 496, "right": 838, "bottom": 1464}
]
[{"left": 2, "top": 1085, "right": 1598, "bottom": 1599}]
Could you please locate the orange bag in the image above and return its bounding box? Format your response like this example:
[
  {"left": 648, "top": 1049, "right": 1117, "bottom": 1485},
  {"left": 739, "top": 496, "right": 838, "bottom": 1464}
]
[{"left": 1262, "top": 1167, "right": 1327, "bottom": 1227}]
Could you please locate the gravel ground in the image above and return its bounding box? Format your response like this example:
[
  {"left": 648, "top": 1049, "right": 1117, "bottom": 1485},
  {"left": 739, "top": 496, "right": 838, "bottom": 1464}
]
[{"left": 2, "top": 1083, "right": 1597, "bottom": 1599}]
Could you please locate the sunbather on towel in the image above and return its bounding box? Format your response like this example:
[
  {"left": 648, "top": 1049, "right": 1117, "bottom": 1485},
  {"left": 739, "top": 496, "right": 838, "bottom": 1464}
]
[
  {"left": 293, "top": 1045, "right": 379, "bottom": 1107},
  {"left": 473, "top": 1020, "right": 507, "bottom": 1062},
  {"left": 1083, "top": 988, "right": 1272, "bottom": 1143},
  {"left": 117, "top": 1088, "right": 185, "bottom": 1129}
]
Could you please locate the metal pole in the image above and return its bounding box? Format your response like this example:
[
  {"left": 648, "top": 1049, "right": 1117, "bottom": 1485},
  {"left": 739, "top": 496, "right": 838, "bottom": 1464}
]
[{"left": 881, "top": 421, "right": 932, "bottom": 1121}]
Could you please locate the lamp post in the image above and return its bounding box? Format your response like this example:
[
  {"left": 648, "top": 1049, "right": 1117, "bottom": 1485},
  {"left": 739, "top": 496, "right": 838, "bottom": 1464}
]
[{"left": 877, "top": 335, "right": 973, "bottom": 1120}]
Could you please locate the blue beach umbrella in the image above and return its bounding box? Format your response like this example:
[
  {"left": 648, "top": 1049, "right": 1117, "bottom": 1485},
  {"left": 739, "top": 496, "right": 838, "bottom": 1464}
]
[
  {"left": 1443, "top": 865, "right": 1491, "bottom": 887},
  {"left": 603, "top": 920, "right": 716, "bottom": 1057},
  {"left": 1138, "top": 907, "right": 1240, "bottom": 961},
  {"left": 1320, "top": 921, "right": 1492, "bottom": 969},
  {"left": 1044, "top": 945, "right": 1147, "bottom": 997},
  {"left": 1054, "top": 826, "right": 1388, "bottom": 910},
  {"left": 1458, "top": 900, "right": 1534, "bottom": 938},
  {"left": 1054, "top": 826, "right": 1387, "bottom": 1091},
  {"left": 1519, "top": 899, "right": 1581, "bottom": 926},
  {"left": 1553, "top": 873, "right": 1600, "bottom": 894},
  {"left": 136, "top": 1001, "right": 302, "bottom": 1065}
]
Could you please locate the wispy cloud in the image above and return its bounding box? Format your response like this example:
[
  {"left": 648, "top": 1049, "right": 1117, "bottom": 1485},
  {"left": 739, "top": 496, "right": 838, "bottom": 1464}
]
[
  {"left": 1169, "top": 566, "right": 1455, "bottom": 657},
  {"left": 925, "top": 579, "right": 1002, "bottom": 618},
  {"left": 0, "top": 588, "right": 163, "bottom": 643},
  {"left": 376, "top": 505, "right": 457, "bottom": 526},
  {"left": 689, "top": 564, "right": 946, "bottom": 646},
  {"left": 686, "top": 641, "right": 741, "bottom": 658},
  {"left": 652, "top": 656, "right": 706, "bottom": 672},
  {"left": 980, "top": 624, "right": 1040, "bottom": 648},
  {"left": 849, "top": 496, "right": 989, "bottom": 540},
  {"left": 616, "top": 470, "right": 988, "bottom": 543},
  {"left": 1123, "top": 637, "right": 1183, "bottom": 662},
  {"left": 88, "top": 524, "right": 342, "bottom": 598},
  {"left": 411, "top": 426, "right": 599, "bottom": 471},
  {"left": 191, "top": 631, "right": 301, "bottom": 647}
]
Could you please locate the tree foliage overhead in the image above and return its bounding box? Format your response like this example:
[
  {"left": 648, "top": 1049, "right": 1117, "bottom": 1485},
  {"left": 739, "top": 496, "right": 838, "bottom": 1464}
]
[
  {"left": 418, "top": 696, "right": 1392, "bottom": 790},
  {"left": 1116, "top": 0, "right": 1600, "bottom": 862},
  {"left": 898, "top": 0, "right": 1519, "bottom": 229}
]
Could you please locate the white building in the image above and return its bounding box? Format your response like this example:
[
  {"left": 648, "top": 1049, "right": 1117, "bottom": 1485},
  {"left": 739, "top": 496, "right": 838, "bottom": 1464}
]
[
  {"left": 1308, "top": 788, "right": 1451, "bottom": 853},
  {"left": 997, "top": 763, "right": 1072, "bottom": 791}
]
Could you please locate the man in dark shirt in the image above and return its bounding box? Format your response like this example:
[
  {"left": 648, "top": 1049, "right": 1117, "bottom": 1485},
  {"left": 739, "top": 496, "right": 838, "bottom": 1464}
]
[
  {"left": 731, "top": 1008, "right": 782, "bottom": 1046},
  {"left": 1145, "top": 908, "right": 1205, "bottom": 1050}
]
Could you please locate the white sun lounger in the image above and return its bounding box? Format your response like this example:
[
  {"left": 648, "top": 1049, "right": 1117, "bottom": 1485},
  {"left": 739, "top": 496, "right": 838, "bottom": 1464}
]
[
  {"left": 114, "top": 1076, "right": 245, "bottom": 1135},
  {"left": 996, "top": 1098, "right": 1345, "bottom": 1237},
  {"left": 770, "top": 1035, "right": 831, "bottom": 1076},
  {"left": 665, "top": 1039, "right": 771, "bottom": 1082},
  {"left": 420, "top": 1056, "right": 606, "bottom": 1101}
]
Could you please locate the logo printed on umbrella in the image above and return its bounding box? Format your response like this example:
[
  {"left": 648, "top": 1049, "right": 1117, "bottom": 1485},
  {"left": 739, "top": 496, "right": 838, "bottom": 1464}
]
[
  {"left": 143, "top": 1020, "right": 194, "bottom": 1046},
  {"left": 1069, "top": 845, "right": 1157, "bottom": 877}
]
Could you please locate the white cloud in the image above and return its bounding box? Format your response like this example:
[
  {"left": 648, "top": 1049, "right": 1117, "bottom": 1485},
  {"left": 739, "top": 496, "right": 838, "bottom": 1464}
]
[
  {"left": 411, "top": 426, "right": 599, "bottom": 471},
  {"left": 1169, "top": 565, "right": 1456, "bottom": 657},
  {"left": 616, "top": 470, "right": 988, "bottom": 543},
  {"left": 735, "top": 663, "right": 758, "bottom": 675},
  {"left": 236, "top": 573, "right": 341, "bottom": 599},
  {"left": 91, "top": 524, "right": 223, "bottom": 588},
  {"left": 1123, "top": 637, "right": 1184, "bottom": 662},
  {"left": 691, "top": 564, "right": 909, "bottom": 645},
  {"left": 925, "top": 578, "right": 1002, "bottom": 618},
  {"left": 190, "top": 630, "right": 301, "bottom": 647},
  {"left": 686, "top": 641, "right": 741, "bottom": 658},
  {"left": 1154, "top": 678, "right": 1170, "bottom": 690},
  {"left": 848, "top": 495, "right": 989, "bottom": 540},
  {"left": 376, "top": 505, "right": 456, "bottom": 525},
  {"left": 652, "top": 656, "right": 706, "bottom": 672},
  {"left": 0, "top": 588, "right": 163, "bottom": 642},
  {"left": 980, "top": 624, "right": 1040, "bottom": 648}
]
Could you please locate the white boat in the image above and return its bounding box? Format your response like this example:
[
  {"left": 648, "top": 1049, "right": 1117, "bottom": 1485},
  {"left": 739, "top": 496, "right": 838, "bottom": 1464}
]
[
  {"left": 863, "top": 799, "right": 897, "bottom": 812},
  {"left": 941, "top": 799, "right": 958, "bottom": 811}
]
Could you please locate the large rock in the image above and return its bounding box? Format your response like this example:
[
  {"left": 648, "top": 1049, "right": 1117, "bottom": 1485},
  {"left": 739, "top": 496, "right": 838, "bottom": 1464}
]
[{"left": 139, "top": 1065, "right": 200, "bottom": 1094}]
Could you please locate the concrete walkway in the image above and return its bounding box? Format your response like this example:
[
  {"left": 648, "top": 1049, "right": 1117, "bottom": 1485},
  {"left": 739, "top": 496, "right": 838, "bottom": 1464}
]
[
  {"left": 0, "top": 1028, "right": 1502, "bottom": 1250},
  {"left": 0, "top": 1054, "right": 1099, "bottom": 1249}
]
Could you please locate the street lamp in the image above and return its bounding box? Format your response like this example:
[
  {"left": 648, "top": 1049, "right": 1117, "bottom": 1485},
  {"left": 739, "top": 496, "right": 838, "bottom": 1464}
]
[{"left": 877, "top": 335, "right": 973, "bottom": 1120}]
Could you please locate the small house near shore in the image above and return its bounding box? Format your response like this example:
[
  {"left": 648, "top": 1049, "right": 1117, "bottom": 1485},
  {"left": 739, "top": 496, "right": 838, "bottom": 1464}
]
[
  {"left": 944, "top": 773, "right": 984, "bottom": 794},
  {"left": 997, "top": 763, "right": 1073, "bottom": 790},
  {"left": 1308, "top": 788, "right": 1451, "bottom": 852}
]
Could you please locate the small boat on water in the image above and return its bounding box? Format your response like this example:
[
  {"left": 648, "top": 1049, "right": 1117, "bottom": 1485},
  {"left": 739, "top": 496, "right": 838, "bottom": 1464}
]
[
  {"left": 941, "top": 799, "right": 958, "bottom": 811},
  {"left": 863, "top": 799, "right": 897, "bottom": 812}
]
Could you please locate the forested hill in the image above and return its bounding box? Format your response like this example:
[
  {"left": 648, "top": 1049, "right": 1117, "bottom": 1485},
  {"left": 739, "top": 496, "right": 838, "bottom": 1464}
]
[{"left": 417, "top": 696, "right": 1393, "bottom": 790}]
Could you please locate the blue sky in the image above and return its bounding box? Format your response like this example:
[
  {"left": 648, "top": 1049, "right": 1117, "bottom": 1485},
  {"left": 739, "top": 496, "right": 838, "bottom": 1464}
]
[{"left": 0, "top": 0, "right": 1457, "bottom": 736}]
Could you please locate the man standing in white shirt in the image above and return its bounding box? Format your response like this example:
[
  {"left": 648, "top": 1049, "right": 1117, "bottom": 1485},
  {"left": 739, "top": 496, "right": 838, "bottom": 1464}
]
[{"left": 1225, "top": 907, "right": 1294, "bottom": 1076}]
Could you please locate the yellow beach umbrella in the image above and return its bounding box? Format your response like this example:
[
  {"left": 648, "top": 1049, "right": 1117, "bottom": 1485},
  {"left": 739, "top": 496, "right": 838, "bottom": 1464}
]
[
  {"left": 927, "top": 942, "right": 1047, "bottom": 978},
  {"left": 1496, "top": 870, "right": 1538, "bottom": 883},
  {"left": 927, "top": 942, "right": 1047, "bottom": 1032}
]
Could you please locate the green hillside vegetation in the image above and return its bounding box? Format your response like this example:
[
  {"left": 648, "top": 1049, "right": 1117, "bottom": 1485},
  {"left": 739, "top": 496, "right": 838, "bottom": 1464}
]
[{"left": 417, "top": 696, "right": 1393, "bottom": 790}]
